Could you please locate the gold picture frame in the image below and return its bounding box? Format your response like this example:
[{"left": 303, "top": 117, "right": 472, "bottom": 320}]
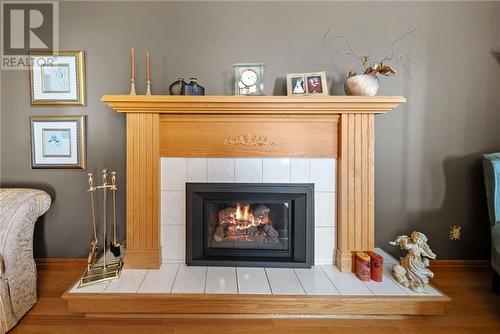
[
  {"left": 286, "top": 71, "right": 328, "bottom": 96},
  {"left": 30, "top": 116, "right": 86, "bottom": 169},
  {"left": 29, "top": 51, "right": 86, "bottom": 106}
]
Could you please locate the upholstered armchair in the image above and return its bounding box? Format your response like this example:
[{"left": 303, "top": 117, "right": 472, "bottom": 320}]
[
  {"left": 482, "top": 153, "right": 500, "bottom": 293},
  {"left": 0, "top": 189, "right": 51, "bottom": 333}
]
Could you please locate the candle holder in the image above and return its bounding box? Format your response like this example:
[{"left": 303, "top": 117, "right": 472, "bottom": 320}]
[
  {"left": 130, "top": 48, "right": 136, "bottom": 95},
  {"left": 146, "top": 79, "right": 151, "bottom": 96},
  {"left": 129, "top": 78, "right": 136, "bottom": 95}
]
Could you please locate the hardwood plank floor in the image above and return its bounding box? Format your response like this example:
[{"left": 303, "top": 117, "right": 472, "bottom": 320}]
[{"left": 11, "top": 261, "right": 500, "bottom": 334}]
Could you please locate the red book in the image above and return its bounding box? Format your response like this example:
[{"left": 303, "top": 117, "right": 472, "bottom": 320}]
[{"left": 368, "top": 251, "right": 384, "bottom": 282}]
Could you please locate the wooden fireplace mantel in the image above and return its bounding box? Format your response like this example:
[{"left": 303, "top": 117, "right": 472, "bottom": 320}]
[
  {"left": 102, "top": 95, "right": 405, "bottom": 272},
  {"left": 102, "top": 95, "right": 404, "bottom": 113}
]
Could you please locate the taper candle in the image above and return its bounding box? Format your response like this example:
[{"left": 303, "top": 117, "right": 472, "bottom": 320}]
[
  {"left": 129, "top": 48, "right": 136, "bottom": 95},
  {"left": 130, "top": 48, "right": 135, "bottom": 79},
  {"left": 146, "top": 49, "right": 150, "bottom": 81}
]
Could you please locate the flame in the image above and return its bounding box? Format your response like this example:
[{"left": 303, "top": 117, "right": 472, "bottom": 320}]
[
  {"left": 235, "top": 203, "right": 251, "bottom": 221},
  {"left": 232, "top": 203, "right": 256, "bottom": 229}
]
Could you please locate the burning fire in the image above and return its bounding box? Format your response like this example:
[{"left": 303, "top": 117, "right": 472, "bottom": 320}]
[
  {"left": 214, "top": 203, "right": 278, "bottom": 243},
  {"left": 235, "top": 203, "right": 250, "bottom": 220},
  {"left": 233, "top": 203, "right": 257, "bottom": 229}
]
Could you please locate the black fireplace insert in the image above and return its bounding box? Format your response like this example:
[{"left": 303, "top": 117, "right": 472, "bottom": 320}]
[{"left": 186, "top": 183, "right": 314, "bottom": 268}]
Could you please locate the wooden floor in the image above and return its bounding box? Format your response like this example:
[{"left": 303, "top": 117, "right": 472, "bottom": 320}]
[{"left": 11, "top": 261, "right": 500, "bottom": 334}]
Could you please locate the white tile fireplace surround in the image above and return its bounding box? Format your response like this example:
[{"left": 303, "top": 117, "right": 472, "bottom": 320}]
[{"left": 160, "top": 157, "right": 336, "bottom": 265}]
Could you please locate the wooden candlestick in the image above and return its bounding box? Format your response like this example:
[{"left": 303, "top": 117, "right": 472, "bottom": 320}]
[{"left": 130, "top": 48, "right": 136, "bottom": 95}]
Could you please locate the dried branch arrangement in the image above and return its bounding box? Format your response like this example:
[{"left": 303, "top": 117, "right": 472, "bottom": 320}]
[{"left": 321, "top": 26, "right": 420, "bottom": 78}]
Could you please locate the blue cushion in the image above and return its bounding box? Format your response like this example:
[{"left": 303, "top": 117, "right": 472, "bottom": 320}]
[
  {"left": 483, "top": 153, "right": 500, "bottom": 274},
  {"left": 483, "top": 153, "right": 500, "bottom": 226}
]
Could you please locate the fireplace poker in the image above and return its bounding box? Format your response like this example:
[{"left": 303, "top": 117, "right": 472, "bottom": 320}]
[
  {"left": 102, "top": 169, "right": 109, "bottom": 270},
  {"left": 109, "top": 171, "right": 121, "bottom": 257},
  {"left": 86, "top": 173, "right": 99, "bottom": 270}
]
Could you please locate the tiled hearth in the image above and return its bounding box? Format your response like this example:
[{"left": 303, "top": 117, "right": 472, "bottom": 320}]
[
  {"left": 70, "top": 248, "right": 442, "bottom": 297},
  {"left": 160, "top": 158, "right": 336, "bottom": 265}
]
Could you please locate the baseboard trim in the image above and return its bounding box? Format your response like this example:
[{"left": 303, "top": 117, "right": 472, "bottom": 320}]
[
  {"left": 35, "top": 258, "right": 87, "bottom": 269},
  {"left": 35, "top": 258, "right": 86, "bottom": 263},
  {"left": 430, "top": 260, "right": 491, "bottom": 272}
]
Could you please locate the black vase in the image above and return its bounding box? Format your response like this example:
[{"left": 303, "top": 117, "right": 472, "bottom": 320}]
[
  {"left": 182, "top": 78, "right": 205, "bottom": 96},
  {"left": 169, "top": 78, "right": 186, "bottom": 95}
]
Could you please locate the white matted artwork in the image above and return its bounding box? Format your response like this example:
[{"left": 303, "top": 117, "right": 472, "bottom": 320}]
[
  {"left": 30, "top": 116, "right": 86, "bottom": 169},
  {"left": 29, "top": 51, "right": 85, "bottom": 105}
]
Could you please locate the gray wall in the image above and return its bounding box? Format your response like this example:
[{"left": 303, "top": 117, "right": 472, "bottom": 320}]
[{"left": 1, "top": 1, "right": 499, "bottom": 259}]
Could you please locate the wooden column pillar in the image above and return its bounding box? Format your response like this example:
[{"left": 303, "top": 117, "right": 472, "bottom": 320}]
[
  {"left": 125, "top": 113, "right": 161, "bottom": 269},
  {"left": 336, "top": 113, "right": 375, "bottom": 272}
]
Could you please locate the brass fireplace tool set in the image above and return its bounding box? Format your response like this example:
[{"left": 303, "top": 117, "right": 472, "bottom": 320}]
[{"left": 79, "top": 169, "right": 123, "bottom": 287}]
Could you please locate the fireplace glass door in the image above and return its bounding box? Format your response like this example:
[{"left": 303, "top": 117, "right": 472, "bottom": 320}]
[
  {"left": 187, "top": 183, "right": 314, "bottom": 268},
  {"left": 206, "top": 200, "right": 290, "bottom": 252}
]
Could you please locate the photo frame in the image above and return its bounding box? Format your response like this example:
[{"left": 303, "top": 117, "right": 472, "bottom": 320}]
[
  {"left": 29, "top": 51, "right": 86, "bottom": 105},
  {"left": 30, "top": 116, "right": 86, "bottom": 169},
  {"left": 286, "top": 71, "right": 328, "bottom": 96}
]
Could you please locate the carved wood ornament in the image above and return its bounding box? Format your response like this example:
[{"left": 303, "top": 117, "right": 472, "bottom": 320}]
[{"left": 222, "top": 134, "right": 277, "bottom": 147}]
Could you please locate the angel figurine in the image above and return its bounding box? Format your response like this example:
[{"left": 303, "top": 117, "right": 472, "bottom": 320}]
[{"left": 389, "top": 231, "right": 436, "bottom": 293}]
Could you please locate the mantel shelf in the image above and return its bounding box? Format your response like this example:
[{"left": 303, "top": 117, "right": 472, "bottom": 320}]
[{"left": 102, "top": 95, "right": 406, "bottom": 114}]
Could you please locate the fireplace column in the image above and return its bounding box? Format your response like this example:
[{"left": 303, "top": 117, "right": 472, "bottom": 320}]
[
  {"left": 125, "top": 113, "right": 161, "bottom": 269},
  {"left": 336, "top": 113, "right": 375, "bottom": 272}
]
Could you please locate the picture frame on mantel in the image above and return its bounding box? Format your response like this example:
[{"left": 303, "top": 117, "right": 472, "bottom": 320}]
[
  {"left": 29, "top": 51, "right": 86, "bottom": 106},
  {"left": 30, "top": 116, "right": 86, "bottom": 169},
  {"left": 287, "top": 71, "right": 328, "bottom": 96}
]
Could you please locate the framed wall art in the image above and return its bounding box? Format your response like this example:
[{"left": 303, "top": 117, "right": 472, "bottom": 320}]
[
  {"left": 30, "top": 116, "right": 86, "bottom": 169},
  {"left": 29, "top": 51, "right": 86, "bottom": 105},
  {"left": 286, "top": 71, "right": 328, "bottom": 96}
]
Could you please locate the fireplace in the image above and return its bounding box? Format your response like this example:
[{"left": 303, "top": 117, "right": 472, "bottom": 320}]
[
  {"left": 186, "top": 183, "right": 314, "bottom": 267},
  {"left": 103, "top": 95, "right": 405, "bottom": 271}
]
